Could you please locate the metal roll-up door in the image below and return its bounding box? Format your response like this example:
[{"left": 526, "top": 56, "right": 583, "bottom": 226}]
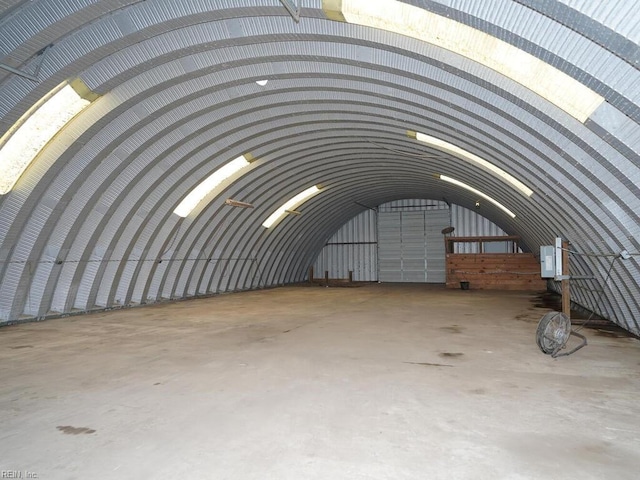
[
  {"left": 378, "top": 211, "right": 403, "bottom": 282},
  {"left": 401, "top": 211, "right": 427, "bottom": 282},
  {"left": 424, "top": 209, "right": 450, "bottom": 283},
  {"left": 378, "top": 209, "right": 449, "bottom": 283}
]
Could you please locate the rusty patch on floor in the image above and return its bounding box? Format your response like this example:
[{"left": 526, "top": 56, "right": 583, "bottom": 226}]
[{"left": 57, "top": 426, "right": 96, "bottom": 435}]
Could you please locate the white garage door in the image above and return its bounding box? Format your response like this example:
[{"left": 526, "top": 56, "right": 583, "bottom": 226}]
[{"left": 378, "top": 209, "right": 449, "bottom": 283}]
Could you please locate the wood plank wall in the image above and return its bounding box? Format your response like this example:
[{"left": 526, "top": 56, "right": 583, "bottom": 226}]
[{"left": 446, "top": 253, "right": 547, "bottom": 291}]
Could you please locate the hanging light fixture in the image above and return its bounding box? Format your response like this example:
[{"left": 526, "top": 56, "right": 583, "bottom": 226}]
[{"left": 262, "top": 185, "right": 322, "bottom": 228}]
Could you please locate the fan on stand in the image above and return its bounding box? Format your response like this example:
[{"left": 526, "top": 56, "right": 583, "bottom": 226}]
[{"left": 536, "top": 311, "right": 587, "bottom": 358}]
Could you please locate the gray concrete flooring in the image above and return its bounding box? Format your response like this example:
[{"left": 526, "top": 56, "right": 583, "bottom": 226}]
[{"left": 1, "top": 284, "right": 639, "bottom": 480}]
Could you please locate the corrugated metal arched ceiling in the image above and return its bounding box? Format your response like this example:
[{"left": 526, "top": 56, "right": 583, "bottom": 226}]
[{"left": 0, "top": 0, "right": 638, "bottom": 333}]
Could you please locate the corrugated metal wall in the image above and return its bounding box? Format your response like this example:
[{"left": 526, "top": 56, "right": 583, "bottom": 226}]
[
  {"left": 312, "top": 209, "right": 378, "bottom": 281},
  {"left": 313, "top": 200, "right": 511, "bottom": 281},
  {"left": 2, "top": 0, "right": 639, "bottom": 333},
  {"left": 451, "top": 204, "right": 514, "bottom": 253}
]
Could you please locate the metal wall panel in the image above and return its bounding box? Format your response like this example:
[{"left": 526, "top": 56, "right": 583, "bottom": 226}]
[
  {"left": 378, "top": 199, "right": 450, "bottom": 212},
  {"left": 450, "top": 204, "right": 513, "bottom": 253},
  {"left": 312, "top": 209, "right": 378, "bottom": 281},
  {"left": 315, "top": 201, "right": 503, "bottom": 283}
]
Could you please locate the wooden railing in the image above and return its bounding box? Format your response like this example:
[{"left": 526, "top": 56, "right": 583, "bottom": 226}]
[{"left": 445, "top": 235, "right": 522, "bottom": 254}]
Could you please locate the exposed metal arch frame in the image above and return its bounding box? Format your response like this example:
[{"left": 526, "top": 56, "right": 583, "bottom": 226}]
[
  {"left": 8, "top": 82, "right": 544, "bottom": 312},
  {"left": 0, "top": 0, "right": 639, "bottom": 333}
]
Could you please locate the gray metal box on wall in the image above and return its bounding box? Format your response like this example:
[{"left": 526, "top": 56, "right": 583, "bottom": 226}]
[{"left": 540, "top": 246, "right": 555, "bottom": 278}]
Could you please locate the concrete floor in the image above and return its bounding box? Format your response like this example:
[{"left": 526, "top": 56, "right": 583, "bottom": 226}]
[{"left": 1, "top": 284, "right": 639, "bottom": 480}]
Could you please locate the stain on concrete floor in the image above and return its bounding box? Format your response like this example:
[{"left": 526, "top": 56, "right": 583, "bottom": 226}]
[
  {"left": 439, "top": 352, "right": 464, "bottom": 358},
  {"left": 57, "top": 426, "right": 96, "bottom": 435},
  {"left": 403, "top": 361, "right": 454, "bottom": 368},
  {"left": 440, "top": 325, "right": 464, "bottom": 334}
]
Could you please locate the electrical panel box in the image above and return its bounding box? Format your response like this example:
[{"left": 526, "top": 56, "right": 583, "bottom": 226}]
[{"left": 540, "top": 245, "right": 555, "bottom": 278}]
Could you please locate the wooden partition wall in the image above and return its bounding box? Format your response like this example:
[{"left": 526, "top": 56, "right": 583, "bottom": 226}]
[{"left": 445, "top": 236, "right": 546, "bottom": 291}]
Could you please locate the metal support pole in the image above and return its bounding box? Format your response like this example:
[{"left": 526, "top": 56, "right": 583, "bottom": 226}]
[
  {"left": 279, "top": 0, "right": 300, "bottom": 22},
  {"left": 0, "top": 62, "right": 39, "bottom": 81},
  {"left": 0, "top": 45, "right": 50, "bottom": 82}
]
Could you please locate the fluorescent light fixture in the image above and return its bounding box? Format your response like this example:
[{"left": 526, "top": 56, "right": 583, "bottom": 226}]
[
  {"left": 439, "top": 174, "right": 516, "bottom": 218},
  {"left": 225, "top": 198, "right": 254, "bottom": 208},
  {"left": 256, "top": 80, "right": 268, "bottom": 86},
  {"left": 262, "top": 185, "right": 321, "bottom": 228},
  {"left": 323, "top": 0, "right": 604, "bottom": 122},
  {"left": 0, "top": 80, "right": 95, "bottom": 195},
  {"left": 174, "top": 155, "right": 251, "bottom": 217},
  {"left": 411, "top": 131, "right": 533, "bottom": 197}
]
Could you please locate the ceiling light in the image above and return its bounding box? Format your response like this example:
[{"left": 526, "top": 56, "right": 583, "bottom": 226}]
[
  {"left": 225, "top": 199, "right": 254, "bottom": 208},
  {"left": 0, "top": 80, "right": 96, "bottom": 195},
  {"left": 174, "top": 155, "right": 251, "bottom": 217},
  {"left": 439, "top": 174, "right": 516, "bottom": 218},
  {"left": 262, "top": 185, "right": 321, "bottom": 228},
  {"left": 323, "top": 0, "right": 603, "bottom": 122},
  {"left": 410, "top": 131, "right": 533, "bottom": 197},
  {"left": 256, "top": 80, "right": 268, "bottom": 86}
]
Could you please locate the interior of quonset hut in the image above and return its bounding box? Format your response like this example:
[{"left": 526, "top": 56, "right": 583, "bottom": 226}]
[{"left": 0, "top": 0, "right": 639, "bottom": 333}]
